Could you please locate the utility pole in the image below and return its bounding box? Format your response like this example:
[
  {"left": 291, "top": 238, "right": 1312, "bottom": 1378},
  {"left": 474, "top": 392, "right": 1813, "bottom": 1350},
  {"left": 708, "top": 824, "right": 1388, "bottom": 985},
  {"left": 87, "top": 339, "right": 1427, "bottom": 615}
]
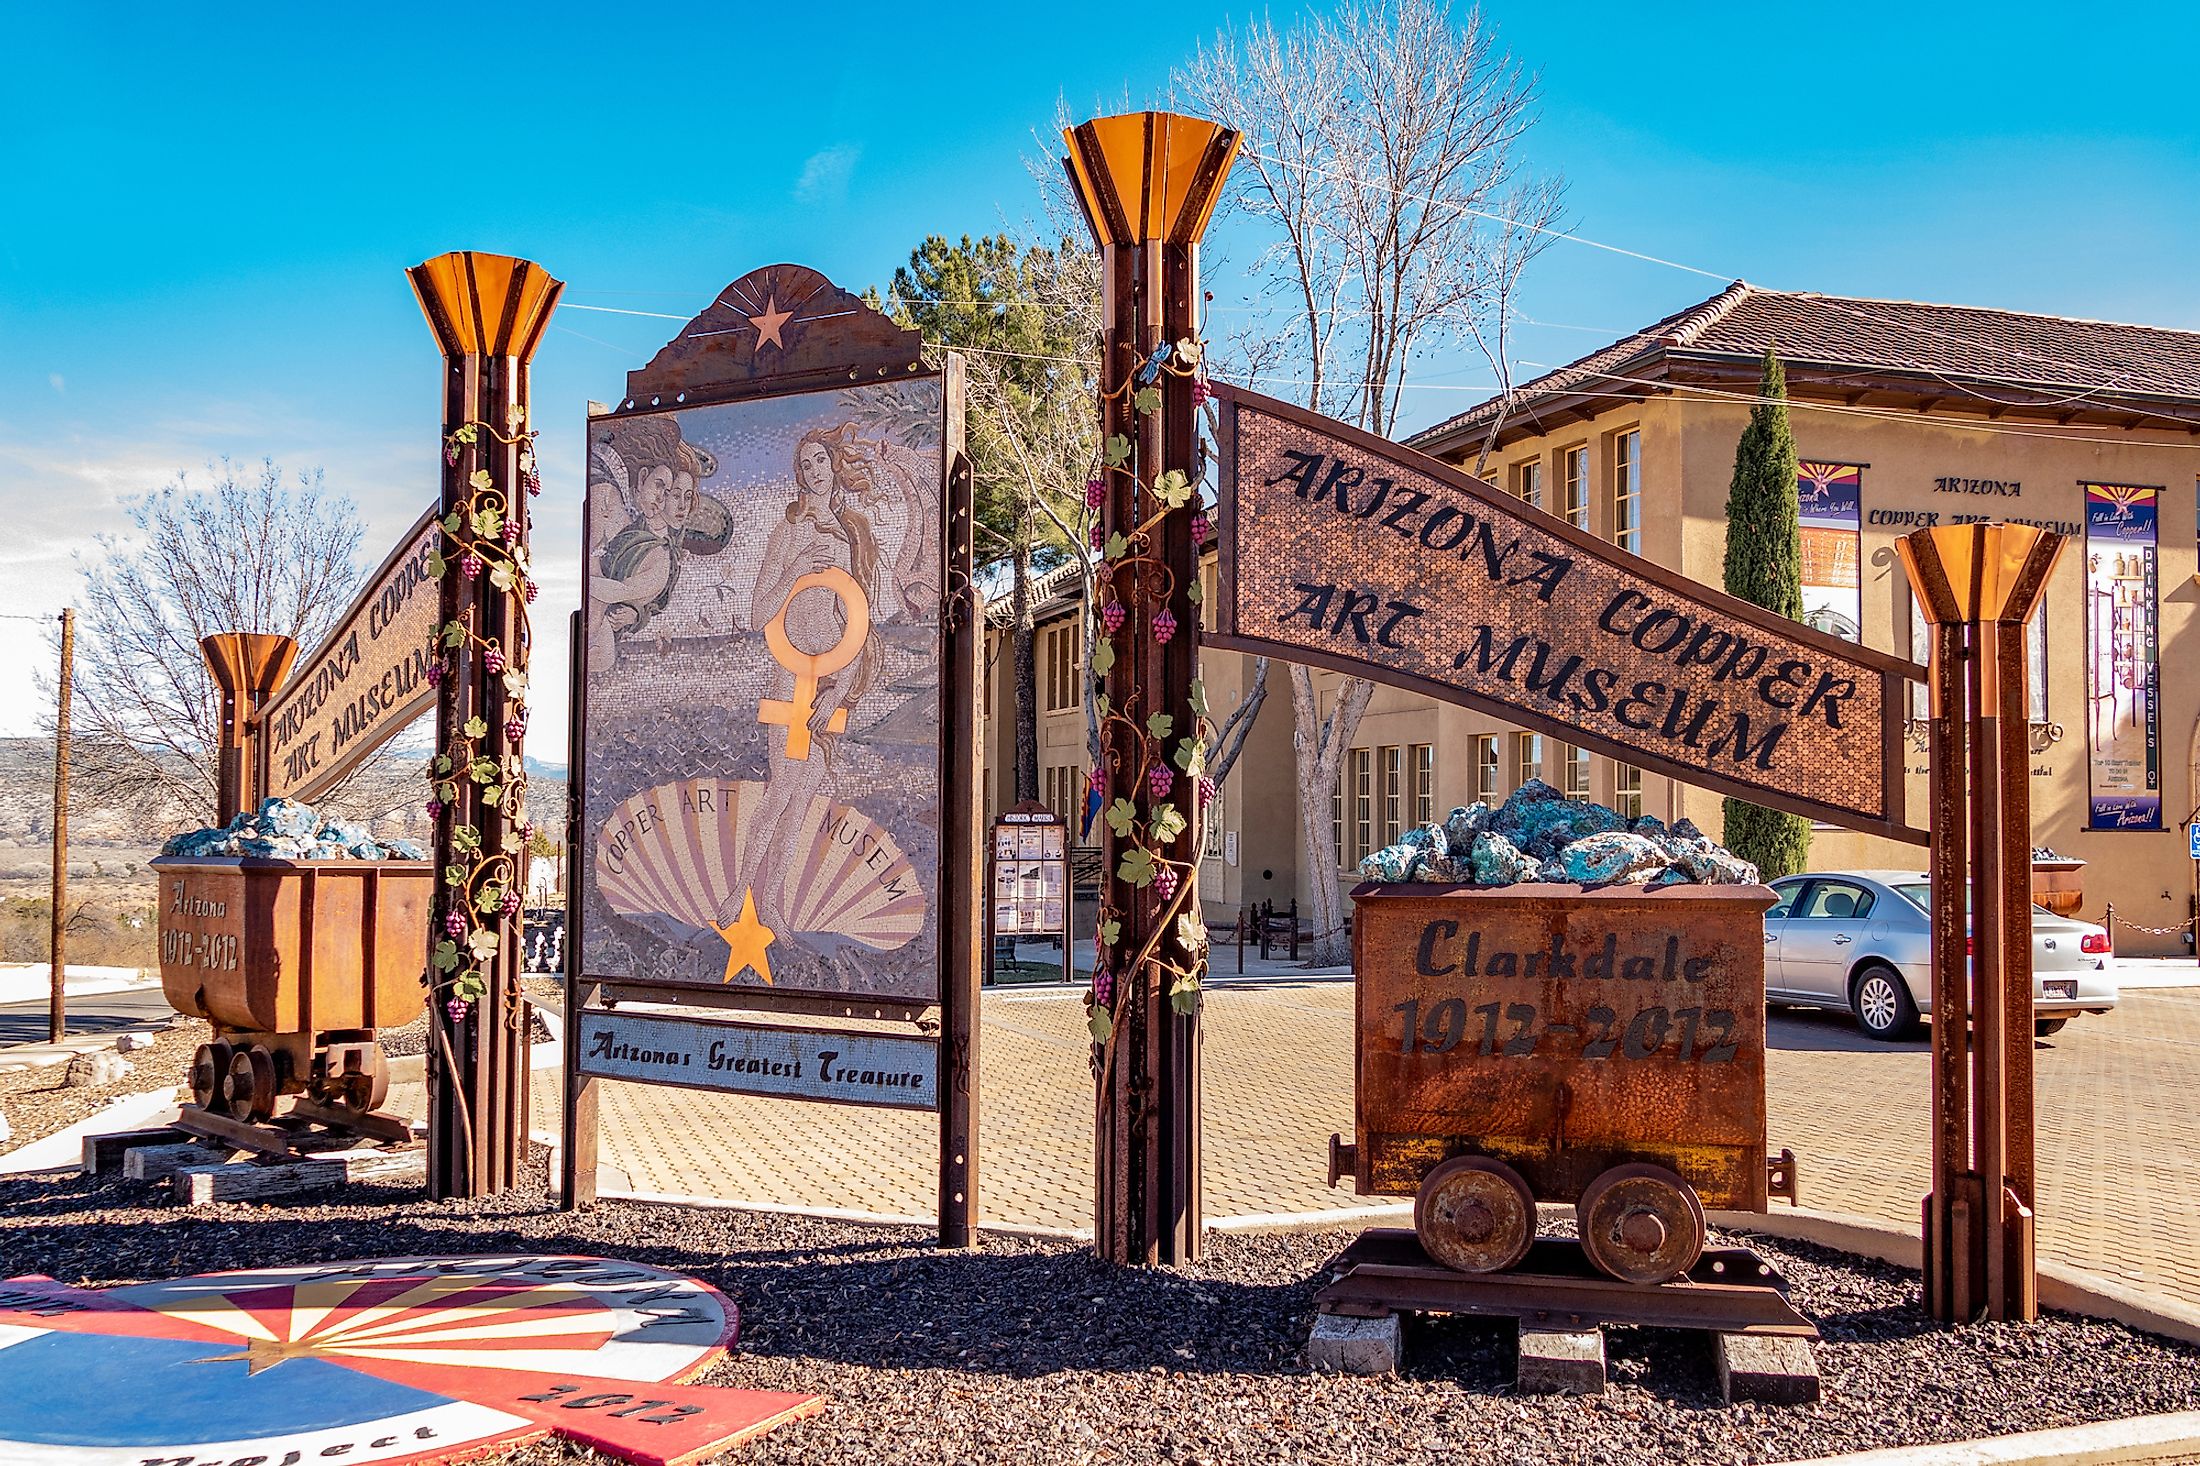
[{"left": 49, "top": 606, "right": 73, "bottom": 1043}]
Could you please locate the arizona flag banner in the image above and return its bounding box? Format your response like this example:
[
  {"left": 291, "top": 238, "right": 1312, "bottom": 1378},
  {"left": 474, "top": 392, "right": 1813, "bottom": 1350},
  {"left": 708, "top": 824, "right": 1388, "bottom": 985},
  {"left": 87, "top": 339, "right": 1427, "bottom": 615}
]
[{"left": 2083, "top": 483, "right": 2161, "bottom": 830}]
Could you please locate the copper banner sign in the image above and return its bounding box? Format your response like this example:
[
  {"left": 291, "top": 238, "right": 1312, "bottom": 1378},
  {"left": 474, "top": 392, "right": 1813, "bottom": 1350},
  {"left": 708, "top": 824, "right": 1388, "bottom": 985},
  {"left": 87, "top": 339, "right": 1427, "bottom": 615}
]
[
  {"left": 262, "top": 508, "right": 442, "bottom": 803},
  {"left": 1211, "top": 386, "right": 1923, "bottom": 841}
]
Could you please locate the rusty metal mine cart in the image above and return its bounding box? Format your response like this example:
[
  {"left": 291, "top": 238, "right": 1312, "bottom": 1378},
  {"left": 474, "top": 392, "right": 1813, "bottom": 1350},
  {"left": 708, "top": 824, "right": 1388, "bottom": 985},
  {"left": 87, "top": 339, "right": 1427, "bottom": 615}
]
[{"left": 153, "top": 856, "right": 429, "bottom": 1141}]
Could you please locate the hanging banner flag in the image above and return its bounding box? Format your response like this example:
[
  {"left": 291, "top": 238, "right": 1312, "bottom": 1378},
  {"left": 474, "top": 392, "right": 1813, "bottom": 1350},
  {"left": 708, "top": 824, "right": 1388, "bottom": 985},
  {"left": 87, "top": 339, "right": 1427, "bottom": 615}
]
[
  {"left": 2083, "top": 482, "right": 2161, "bottom": 830},
  {"left": 1797, "top": 462, "right": 1863, "bottom": 643},
  {"left": 1208, "top": 385, "right": 1925, "bottom": 842}
]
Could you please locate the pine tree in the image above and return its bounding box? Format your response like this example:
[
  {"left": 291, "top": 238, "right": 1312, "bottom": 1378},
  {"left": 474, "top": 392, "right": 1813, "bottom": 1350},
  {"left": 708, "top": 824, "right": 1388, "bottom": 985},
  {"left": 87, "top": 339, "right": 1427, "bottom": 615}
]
[{"left": 1721, "top": 350, "right": 1813, "bottom": 879}]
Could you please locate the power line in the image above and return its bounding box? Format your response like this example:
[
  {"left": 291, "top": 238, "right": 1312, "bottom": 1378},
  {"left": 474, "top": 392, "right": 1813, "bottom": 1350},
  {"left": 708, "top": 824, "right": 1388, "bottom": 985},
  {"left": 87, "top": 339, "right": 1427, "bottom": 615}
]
[{"left": 1236, "top": 147, "right": 1734, "bottom": 282}]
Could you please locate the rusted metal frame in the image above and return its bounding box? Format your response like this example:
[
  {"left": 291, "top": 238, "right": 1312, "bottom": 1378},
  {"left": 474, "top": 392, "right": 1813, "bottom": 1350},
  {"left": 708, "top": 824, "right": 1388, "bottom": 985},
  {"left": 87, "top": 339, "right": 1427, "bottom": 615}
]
[
  {"left": 1094, "top": 235, "right": 1144, "bottom": 1262},
  {"left": 202, "top": 634, "right": 300, "bottom": 824},
  {"left": 1964, "top": 541, "right": 2009, "bottom": 1317},
  {"left": 937, "top": 353, "right": 981, "bottom": 1248},
  {"left": 1158, "top": 238, "right": 1202, "bottom": 1263},
  {"left": 426, "top": 343, "right": 530, "bottom": 1200},
  {"left": 1987, "top": 612, "right": 2039, "bottom": 1320},
  {"left": 562, "top": 610, "right": 597, "bottom": 1211},
  {"left": 1315, "top": 1233, "right": 1817, "bottom": 1337},
  {"left": 1924, "top": 615, "right": 1974, "bottom": 1322},
  {"left": 592, "top": 981, "right": 933, "bottom": 1024}
]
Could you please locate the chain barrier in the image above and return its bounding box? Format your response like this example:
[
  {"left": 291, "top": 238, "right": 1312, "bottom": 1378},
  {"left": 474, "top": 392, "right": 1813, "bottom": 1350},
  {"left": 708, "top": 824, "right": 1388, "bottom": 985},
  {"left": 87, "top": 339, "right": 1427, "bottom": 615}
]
[{"left": 2103, "top": 902, "right": 2200, "bottom": 940}]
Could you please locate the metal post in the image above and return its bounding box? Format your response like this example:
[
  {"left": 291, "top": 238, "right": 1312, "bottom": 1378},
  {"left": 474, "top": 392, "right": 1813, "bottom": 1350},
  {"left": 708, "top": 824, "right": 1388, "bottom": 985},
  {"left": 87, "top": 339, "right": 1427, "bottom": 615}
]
[
  {"left": 409, "top": 250, "right": 562, "bottom": 1201},
  {"left": 1899, "top": 522, "right": 2062, "bottom": 1322},
  {"left": 560, "top": 609, "right": 597, "bottom": 1211},
  {"left": 1064, "top": 112, "right": 1237, "bottom": 1264},
  {"left": 48, "top": 608, "right": 72, "bottom": 1044},
  {"left": 938, "top": 362, "right": 981, "bottom": 1247}
]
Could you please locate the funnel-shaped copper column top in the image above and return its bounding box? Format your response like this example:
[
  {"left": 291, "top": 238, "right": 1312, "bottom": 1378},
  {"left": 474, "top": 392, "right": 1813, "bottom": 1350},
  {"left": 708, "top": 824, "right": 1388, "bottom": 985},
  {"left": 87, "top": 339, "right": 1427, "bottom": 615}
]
[
  {"left": 406, "top": 251, "right": 563, "bottom": 361},
  {"left": 1063, "top": 112, "right": 1239, "bottom": 248},
  {"left": 1896, "top": 522, "right": 2065, "bottom": 627},
  {"left": 200, "top": 633, "right": 297, "bottom": 699}
]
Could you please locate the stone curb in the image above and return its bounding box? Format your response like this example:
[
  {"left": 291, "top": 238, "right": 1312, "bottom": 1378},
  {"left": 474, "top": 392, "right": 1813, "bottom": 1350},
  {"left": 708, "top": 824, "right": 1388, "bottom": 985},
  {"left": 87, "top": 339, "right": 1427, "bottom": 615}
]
[
  {"left": 1707, "top": 1206, "right": 2200, "bottom": 1348},
  {"left": 1775, "top": 1410, "right": 2200, "bottom": 1465}
]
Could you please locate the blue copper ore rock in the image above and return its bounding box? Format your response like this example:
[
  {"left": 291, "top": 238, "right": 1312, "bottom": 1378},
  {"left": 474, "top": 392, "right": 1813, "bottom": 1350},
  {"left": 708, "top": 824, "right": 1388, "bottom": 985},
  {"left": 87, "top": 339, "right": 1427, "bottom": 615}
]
[
  {"left": 161, "top": 798, "right": 425, "bottom": 862},
  {"left": 1354, "top": 786, "right": 1760, "bottom": 890}
]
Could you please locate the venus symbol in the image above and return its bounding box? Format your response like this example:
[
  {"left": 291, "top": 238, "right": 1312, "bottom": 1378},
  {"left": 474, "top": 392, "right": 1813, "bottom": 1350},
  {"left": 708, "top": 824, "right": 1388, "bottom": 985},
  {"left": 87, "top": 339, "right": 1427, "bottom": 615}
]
[{"left": 759, "top": 567, "right": 870, "bottom": 760}]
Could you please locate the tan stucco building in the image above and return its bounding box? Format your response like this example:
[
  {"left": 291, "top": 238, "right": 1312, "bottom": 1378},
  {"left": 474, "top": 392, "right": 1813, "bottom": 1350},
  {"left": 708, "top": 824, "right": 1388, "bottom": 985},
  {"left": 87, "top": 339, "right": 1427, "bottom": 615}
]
[{"left": 984, "top": 283, "right": 2200, "bottom": 956}]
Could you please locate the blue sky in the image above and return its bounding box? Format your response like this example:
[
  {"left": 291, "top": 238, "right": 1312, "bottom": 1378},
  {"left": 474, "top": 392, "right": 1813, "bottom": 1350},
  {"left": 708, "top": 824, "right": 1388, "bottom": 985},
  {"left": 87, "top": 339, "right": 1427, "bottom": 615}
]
[{"left": 3, "top": 1, "right": 2195, "bottom": 753}]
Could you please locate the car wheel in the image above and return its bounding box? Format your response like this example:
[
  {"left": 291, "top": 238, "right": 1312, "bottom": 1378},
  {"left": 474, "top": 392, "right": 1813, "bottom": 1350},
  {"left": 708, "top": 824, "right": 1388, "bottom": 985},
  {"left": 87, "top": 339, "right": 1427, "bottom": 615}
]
[
  {"left": 2034, "top": 1017, "right": 2069, "bottom": 1037},
  {"left": 1852, "top": 965, "right": 1919, "bottom": 1041}
]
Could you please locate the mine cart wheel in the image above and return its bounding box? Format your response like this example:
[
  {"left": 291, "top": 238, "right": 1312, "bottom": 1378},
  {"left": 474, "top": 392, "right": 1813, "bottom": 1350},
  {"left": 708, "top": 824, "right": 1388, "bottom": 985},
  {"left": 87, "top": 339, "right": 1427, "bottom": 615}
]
[
  {"left": 320, "top": 1044, "right": 391, "bottom": 1112},
  {"left": 1576, "top": 1163, "right": 1706, "bottom": 1285},
  {"left": 191, "top": 1041, "right": 233, "bottom": 1114},
  {"left": 223, "top": 1045, "right": 278, "bottom": 1124},
  {"left": 1413, "top": 1155, "right": 1538, "bottom": 1274}
]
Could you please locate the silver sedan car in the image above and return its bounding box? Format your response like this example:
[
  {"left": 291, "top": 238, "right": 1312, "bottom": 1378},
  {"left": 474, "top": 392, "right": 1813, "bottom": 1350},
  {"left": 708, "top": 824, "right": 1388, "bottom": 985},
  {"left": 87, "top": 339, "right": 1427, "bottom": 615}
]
[{"left": 1763, "top": 870, "right": 2118, "bottom": 1041}]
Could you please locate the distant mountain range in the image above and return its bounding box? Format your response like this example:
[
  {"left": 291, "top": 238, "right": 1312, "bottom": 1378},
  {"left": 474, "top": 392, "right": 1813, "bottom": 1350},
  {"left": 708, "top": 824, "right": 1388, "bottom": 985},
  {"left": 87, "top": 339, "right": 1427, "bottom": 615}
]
[{"left": 0, "top": 737, "right": 568, "bottom": 852}]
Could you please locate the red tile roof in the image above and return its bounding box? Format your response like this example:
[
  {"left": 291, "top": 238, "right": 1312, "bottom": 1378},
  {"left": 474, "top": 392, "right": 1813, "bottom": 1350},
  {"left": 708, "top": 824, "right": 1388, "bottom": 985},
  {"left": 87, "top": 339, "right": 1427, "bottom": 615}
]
[{"left": 1409, "top": 282, "right": 2200, "bottom": 455}]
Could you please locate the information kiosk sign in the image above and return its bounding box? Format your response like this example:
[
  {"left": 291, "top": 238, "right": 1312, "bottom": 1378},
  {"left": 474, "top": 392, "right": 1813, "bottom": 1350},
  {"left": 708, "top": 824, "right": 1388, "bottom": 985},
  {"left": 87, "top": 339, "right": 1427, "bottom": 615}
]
[{"left": 988, "top": 802, "right": 1071, "bottom": 985}]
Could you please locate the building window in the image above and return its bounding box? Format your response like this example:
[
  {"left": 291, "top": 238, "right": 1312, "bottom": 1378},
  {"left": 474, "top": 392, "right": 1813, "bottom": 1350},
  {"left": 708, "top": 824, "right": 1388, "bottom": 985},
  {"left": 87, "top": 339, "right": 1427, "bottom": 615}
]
[
  {"left": 1380, "top": 745, "right": 1404, "bottom": 847},
  {"left": 1515, "top": 459, "right": 1543, "bottom": 511},
  {"left": 1512, "top": 731, "right": 1542, "bottom": 792},
  {"left": 1043, "top": 764, "right": 1084, "bottom": 824},
  {"left": 1614, "top": 763, "right": 1643, "bottom": 819},
  {"left": 1411, "top": 743, "right": 1435, "bottom": 827},
  {"left": 1474, "top": 734, "right": 1500, "bottom": 805},
  {"left": 1332, "top": 773, "right": 1346, "bottom": 870},
  {"left": 1352, "top": 748, "right": 1375, "bottom": 867},
  {"left": 1042, "top": 623, "right": 1081, "bottom": 712},
  {"left": 1561, "top": 743, "right": 1590, "bottom": 801},
  {"left": 1612, "top": 429, "right": 1640, "bottom": 553},
  {"left": 1561, "top": 446, "right": 1589, "bottom": 529}
]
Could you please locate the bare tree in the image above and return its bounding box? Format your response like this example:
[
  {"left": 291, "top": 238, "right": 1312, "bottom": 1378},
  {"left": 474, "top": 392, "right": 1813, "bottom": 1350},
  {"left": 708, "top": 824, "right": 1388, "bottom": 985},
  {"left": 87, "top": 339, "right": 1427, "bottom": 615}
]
[
  {"left": 889, "top": 235, "right": 1100, "bottom": 810},
  {"left": 1179, "top": 0, "right": 1564, "bottom": 963},
  {"left": 65, "top": 458, "right": 364, "bottom": 824}
]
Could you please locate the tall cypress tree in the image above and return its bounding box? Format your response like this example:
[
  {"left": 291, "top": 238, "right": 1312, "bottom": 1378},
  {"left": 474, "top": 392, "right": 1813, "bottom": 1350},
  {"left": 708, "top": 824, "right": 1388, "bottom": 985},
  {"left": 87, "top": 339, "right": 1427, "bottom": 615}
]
[{"left": 1721, "top": 350, "right": 1813, "bottom": 878}]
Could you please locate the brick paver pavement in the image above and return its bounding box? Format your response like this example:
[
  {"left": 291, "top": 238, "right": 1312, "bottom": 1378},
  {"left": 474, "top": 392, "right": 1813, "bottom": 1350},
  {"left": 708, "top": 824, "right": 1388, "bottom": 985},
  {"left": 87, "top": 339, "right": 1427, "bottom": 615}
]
[{"left": 498, "top": 977, "right": 2199, "bottom": 1307}]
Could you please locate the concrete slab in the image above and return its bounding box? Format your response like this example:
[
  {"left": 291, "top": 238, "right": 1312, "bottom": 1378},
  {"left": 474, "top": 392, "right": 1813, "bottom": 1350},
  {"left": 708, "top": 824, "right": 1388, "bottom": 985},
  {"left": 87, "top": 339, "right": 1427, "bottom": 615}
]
[
  {"left": 1515, "top": 1327, "right": 1606, "bottom": 1395},
  {"left": 1306, "top": 1312, "right": 1400, "bottom": 1375},
  {"left": 1716, "top": 1332, "right": 1820, "bottom": 1405}
]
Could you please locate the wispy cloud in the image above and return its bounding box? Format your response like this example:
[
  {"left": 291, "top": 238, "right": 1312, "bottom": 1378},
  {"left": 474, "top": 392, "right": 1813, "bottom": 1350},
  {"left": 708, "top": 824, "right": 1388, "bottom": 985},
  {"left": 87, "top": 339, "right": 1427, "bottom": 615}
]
[
  {"left": 47, "top": 373, "right": 64, "bottom": 394},
  {"left": 794, "top": 144, "right": 860, "bottom": 206}
]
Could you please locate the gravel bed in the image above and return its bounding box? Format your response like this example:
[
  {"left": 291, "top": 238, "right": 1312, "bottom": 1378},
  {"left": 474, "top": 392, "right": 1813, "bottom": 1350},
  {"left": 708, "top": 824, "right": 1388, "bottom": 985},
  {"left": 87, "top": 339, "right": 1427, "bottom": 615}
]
[
  {"left": 2, "top": 1166, "right": 2195, "bottom": 1464},
  {"left": 0, "top": 1020, "right": 198, "bottom": 1151}
]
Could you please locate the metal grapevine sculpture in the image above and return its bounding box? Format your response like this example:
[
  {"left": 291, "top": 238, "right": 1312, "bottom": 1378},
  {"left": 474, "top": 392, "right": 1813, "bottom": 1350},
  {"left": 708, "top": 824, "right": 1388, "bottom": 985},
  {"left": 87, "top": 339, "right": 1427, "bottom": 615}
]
[
  {"left": 408, "top": 250, "right": 563, "bottom": 1200},
  {"left": 1064, "top": 111, "right": 1239, "bottom": 1265}
]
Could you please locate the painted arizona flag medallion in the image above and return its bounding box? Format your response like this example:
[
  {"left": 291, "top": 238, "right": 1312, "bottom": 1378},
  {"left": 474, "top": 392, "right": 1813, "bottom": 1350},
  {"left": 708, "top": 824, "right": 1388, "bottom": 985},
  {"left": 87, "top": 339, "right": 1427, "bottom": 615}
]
[{"left": 0, "top": 1255, "right": 822, "bottom": 1465}]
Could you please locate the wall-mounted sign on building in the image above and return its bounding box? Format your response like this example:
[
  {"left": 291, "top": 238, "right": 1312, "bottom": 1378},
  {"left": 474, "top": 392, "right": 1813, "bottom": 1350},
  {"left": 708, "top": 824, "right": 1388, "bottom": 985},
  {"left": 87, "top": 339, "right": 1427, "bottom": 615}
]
[{"left": 2083, "top": 482, "right": 2161, "bottom": 830}]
